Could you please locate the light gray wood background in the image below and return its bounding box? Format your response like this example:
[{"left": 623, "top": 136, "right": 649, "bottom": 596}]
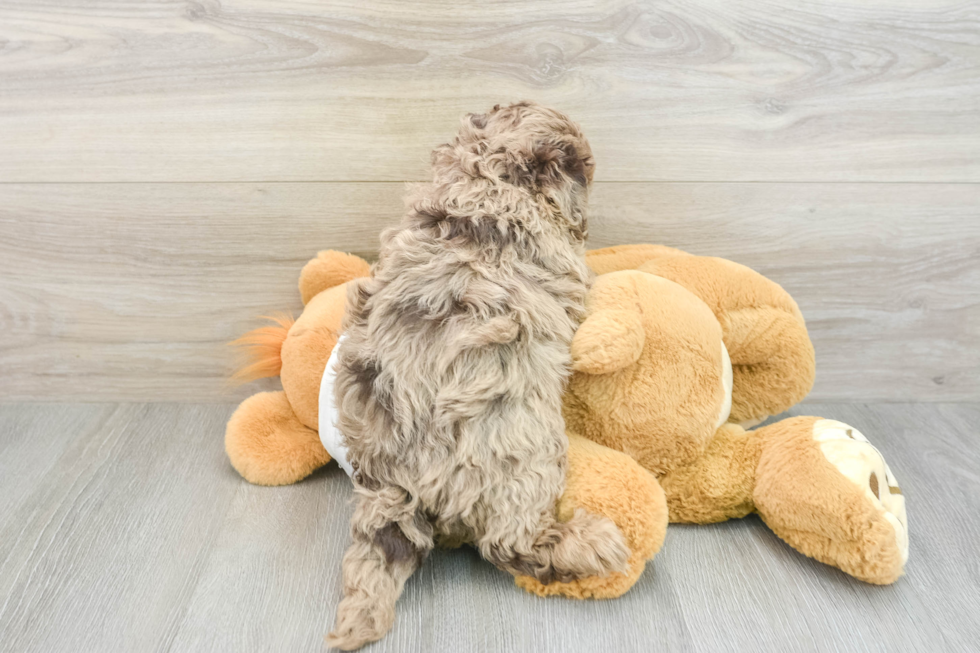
[
  {"left": 1, "top": 402, "right": 977, "bottom": 653},
  {"left": 1, "top": 0, "right": 978, "bottom": 403}
]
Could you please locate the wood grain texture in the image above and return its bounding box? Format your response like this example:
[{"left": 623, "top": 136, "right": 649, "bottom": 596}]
[
  {"left": 1, "top": 1, "right": 976, "bottom": 648},
  {"left": 1, "top": 182, "right": 977, "bottom": 402},
  {"left": 0, "top": 404, "right": 241, "bottom": 652},
  {"left": 0, "top": 402, "right": 977, "bottom": 652},
  {"left": 0, "top": 0, "right": 978, "bottom": 182}
]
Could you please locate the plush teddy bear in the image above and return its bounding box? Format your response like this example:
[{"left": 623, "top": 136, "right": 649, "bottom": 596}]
[
  {"left": 556, "top": 244, "right": 908, "bottom": 588},
  {"left": 225, "top": 244, "right": 908, "bottom": 601}
]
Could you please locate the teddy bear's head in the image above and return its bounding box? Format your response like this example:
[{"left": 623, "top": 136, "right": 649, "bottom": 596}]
[{"left": 562, "top": 271, "right": 732, "bottom": 476}]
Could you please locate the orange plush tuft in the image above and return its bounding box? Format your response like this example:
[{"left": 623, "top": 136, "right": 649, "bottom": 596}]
[{"left": 230, "top": 313, "right": 295, "bottom": 383}]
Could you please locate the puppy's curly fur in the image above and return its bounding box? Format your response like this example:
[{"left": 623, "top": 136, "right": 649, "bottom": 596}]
[{"left": 327, "top": 102, "right": 630, "bottom": 650}]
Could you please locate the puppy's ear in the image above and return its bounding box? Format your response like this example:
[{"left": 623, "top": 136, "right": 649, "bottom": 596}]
[
  {"left": 467, "top": 112, "right": 488, "bottom": 129},
  {"left": 513, "top": 140, "right": 593, "bottom": 189},
  {"left": 535, "top": 140, "right": 593, "bottom": 187}
]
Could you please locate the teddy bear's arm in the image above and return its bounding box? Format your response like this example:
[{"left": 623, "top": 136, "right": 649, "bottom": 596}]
[
  {"left": 571, "top": 310, "right": 645, "bottom": 374},
  {"left": 570, "top": 273, "right": 646, "bottom": 374}
]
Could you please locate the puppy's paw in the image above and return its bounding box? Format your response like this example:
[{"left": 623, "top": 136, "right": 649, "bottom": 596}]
[
  {"left": 554, "top": 508, "right": 632, "bottom": 579},
  {"left": 587, "top": 513, "right": 632, "bottom": 576}
]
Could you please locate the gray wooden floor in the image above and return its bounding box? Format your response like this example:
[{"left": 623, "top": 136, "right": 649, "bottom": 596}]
[{"left": 1, "top": 402, "right": 977, "bottom": 653}]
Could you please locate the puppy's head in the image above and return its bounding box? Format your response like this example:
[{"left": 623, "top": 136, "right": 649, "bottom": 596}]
[
  {"left": 431, "top": 102, "right": 595, "bottom": 242},
  {"left": 460, "top": 102, "right": 595, "bottom": 189}
]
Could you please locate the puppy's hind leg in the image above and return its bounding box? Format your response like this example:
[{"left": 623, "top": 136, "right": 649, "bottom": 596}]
[
  {"left": 327, "top": 485, "right": 433, "bottom": 651},
  {"left": 479, "top": 508, "right": 631, "bottom": 585}
]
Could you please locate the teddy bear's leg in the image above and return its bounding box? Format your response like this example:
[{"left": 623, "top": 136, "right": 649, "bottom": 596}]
[
  {"left": 225, "top": 391, "right": 332, "bottom": 486},
  {"left": 298, "top": 250, "right": 371, "bottom": 305},
  {"left": 585, "top": 244, "right": 688, "bottom": 275},
  {"left": 721, "top": 306, "right": 815, "bottom": 426},
  {"left": 632, "top": 255, "right": 816, "bottom": 427},
  {"left": 514, "top": 433, "right": 669, "bottom": 599},
  {"left": 753, "top": 416, "right": 908, "bottom": 584},
  {"left": 658, "top": 423, "right": 763, "bottom": 524}
]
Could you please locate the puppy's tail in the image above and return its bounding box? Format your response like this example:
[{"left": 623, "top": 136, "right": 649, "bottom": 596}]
[
  {"left": 486, "top": 508, "right": 630, "bottom": 584},
  {"left": 229, "top": 313, "right": 295, "bottom": 383}
]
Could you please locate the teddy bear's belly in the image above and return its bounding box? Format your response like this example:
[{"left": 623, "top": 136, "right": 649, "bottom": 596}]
[
  {"left": 716, "top": 341, "right": 733, "bottom": 430},
  {"left": 319, "top": 335, "right": 354, "bottom": 476}
]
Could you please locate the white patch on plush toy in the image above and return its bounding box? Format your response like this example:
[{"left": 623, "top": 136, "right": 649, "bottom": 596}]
[
  {"left": 738, "top": 415, "right": 768, "bottom": 429},
  {"left": 812, "top": 419, "right": 908, "bottom": 564},
  {"left": 715, "top": 341, "right": 733, "bottom": 430},
  {"left": 319, "top": 335, "right": 354, "bottom": 476}
]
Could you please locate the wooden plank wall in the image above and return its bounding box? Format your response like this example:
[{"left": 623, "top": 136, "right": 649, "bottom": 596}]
[{"left": 1, "top": 0, "right": 978, "bottom": 402}]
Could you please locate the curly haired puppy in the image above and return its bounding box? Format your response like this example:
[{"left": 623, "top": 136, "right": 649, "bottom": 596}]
[{"left": 326, "top": 102, "right": 630, "bottom": 650}]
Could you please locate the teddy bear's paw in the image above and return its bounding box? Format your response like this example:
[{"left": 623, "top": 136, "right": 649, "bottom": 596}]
[
  {"left": 225, "top": 391, "right": 332, "bottom": 486},
  {"left": 812, "top": 419, "right": 909, "bottom": 566},
  {"left": 754, "top": 415, "right": 908, "bottom": 584}
]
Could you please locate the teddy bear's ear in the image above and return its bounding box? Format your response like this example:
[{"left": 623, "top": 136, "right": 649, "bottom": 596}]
[
  {"left": 571, "top": 309, "right": 645, "bottom": 375},
  {"left": 298, "top": 250, "right": 371, "bottom": 305}
]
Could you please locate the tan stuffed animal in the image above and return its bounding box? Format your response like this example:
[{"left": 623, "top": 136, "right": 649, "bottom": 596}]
[
  {"left": 226, "top": 245, "right": 908, "bottom": 602},
  {"left": 561, "top": 244, "right": 908, "bottom": 587}
]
